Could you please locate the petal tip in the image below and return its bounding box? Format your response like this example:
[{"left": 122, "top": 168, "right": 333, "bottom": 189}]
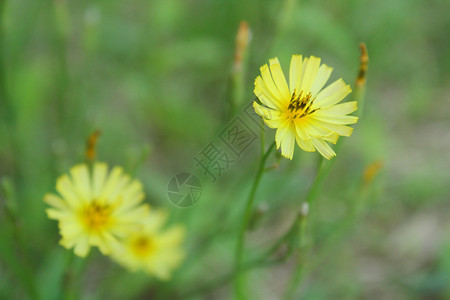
[{"left": 269, "top": 57, "right": 280, "bottom": 66}]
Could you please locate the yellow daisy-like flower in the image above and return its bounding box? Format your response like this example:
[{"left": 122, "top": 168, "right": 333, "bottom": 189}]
[
  {"left": 44, "top": 163, "right": 149, "bottom": 257},
  {"left": 111, "top": 210, "right": 185, "bottom": 280},
  {"left": 253, "top": 55, "right": 358, "bottom": 159}
]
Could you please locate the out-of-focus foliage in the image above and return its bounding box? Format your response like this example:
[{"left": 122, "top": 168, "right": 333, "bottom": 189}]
[{"left": 0, "top": 0, "right": 449, "bottom": 299}]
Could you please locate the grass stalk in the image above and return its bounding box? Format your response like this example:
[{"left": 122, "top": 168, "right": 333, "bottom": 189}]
[
  {"left": 0, "top": 179, "right": 40, "bottom": 299},
  {"left": 234, "top": 141, "right": 276, "bottom": 299},
  {"left": 228, "top": 21, "right": 251, "bottom": 117}
]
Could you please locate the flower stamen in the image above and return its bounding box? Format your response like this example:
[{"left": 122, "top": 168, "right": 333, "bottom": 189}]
[
  {"left": 82, "top": 201, "right": 112, "bottom": 232},
  {"left": 287, "top": 90, "right": 318, "bottom": 119},
  {"left": 131, "top": 236, "right": 155, "bottom": 258}
]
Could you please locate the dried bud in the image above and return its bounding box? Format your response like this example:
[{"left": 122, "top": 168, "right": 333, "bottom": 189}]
[
  {"left": 363, "top": 160, "right": 383, "bottom": 186},
  {"left": 86, "top": 130, "right": 101, "bottom": 161},
  {"left": 233, "top": 21, "right": 251, "bottom": 73},
  {"left": 356, "top": 43, "right": 369, "bottom": 87}
]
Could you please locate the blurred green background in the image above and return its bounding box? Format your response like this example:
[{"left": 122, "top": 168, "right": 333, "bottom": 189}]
[{"left": 0, "top": 0, "right": 449, "bottom": 299}]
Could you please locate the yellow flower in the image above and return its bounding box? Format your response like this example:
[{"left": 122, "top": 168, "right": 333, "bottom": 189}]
[
  {"left": 44, "top": 163, "right": 149, "bottom": 257},
  {"left": 111, "top": 210, "right": 185, "bottom": 280},
  {"left": 253, "top": 55, "right": 358, "bottom": 159}
]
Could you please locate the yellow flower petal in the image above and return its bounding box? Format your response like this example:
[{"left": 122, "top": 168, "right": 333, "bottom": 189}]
[
  {"left": 44, "top": 194, "right": 68, "bottom": 211},
  {"left": 280, "top": 124, "right": 296, "bottom": 160},
  {"left": 311, "top": 139, "right": 336, "bottom": 160},
  {"left": 92, "top": 162, "right": 108, "bottom": 199},
  {"left": 60, "top": 237, "right": 77, "bottom": 249},
  {"left": 317, "top": 101, "right": 357, "bottom": 115},
  {"left": 312, "top": 113, "right": 358, "bottom": 125},
  {"left": 297, "top": 118, "right": 333, "bottom": 138},
  {"left": 295, "top": 135, "right": 315, "bottom": 152},
  {"left": 143, "top": 209, "right": 168, "bottom": 232},
  {"left": 289, "top": 55, "right": 303, "bottom": 95},
  {"left": 323, "top": 132, "right": 340, "bottom": 144},
  {"left": 56, "top": 174, "right": 83, "bottom": 209},
  {"left": 254, "top": 76, "right": 284, "bottom": 110},
  {"left": 314, "top": 78, "right": 351, "bottom": 108},
  {"left": 100, "top": 167, "right": 128, "bottom": 202},
  {"left": 299, "top": 56, "right": 321, "bottom": 94},
  {"left": 294, "top": 122, "right": 312, "bottom": 141},
  {"left": 70, "top": 164, "right": 91, "bottom": 201},
  {"left": 118, "top": 180, "right": 146, "bottom": 211},
  {"left": 253, "top": 102, "right": 285, "bottom": 129},
  {"left": 253, "top": 102, "right": 276, "bottom": 120},
  {"left": 46, "top": 208, "right": 70, "bottom": 220},
  {"left": 91, "top": 232, "right": 120, "bottom": 255},
  {"left": 115, "top": 203, "right": 150, "bottom": 221},
  {"left": 260, "top": 64, "right": 283, "bottom": 102},
  {"left": 73, "top": 237, "right": 89, "bottom": 257},
  {"left": 310, "top": 64, "right": 333, "bottom": 96},
  {"left": 264, "top": 117, "right": 285, "bottom": 129},
  {"left": 60, "top": 222, "right": 83, "bottom": 240},
  {"left": 269, "top": 57, "right": 290, "bottom": 100},
  {"left": 158, "top": 226, "right": 185, "bottom": 246},
  {"left": 275, "top": 124, "right": 290, "bottom": 150},
  {"left": 310, "top": 119, "right": 354, "bottom": 136}
]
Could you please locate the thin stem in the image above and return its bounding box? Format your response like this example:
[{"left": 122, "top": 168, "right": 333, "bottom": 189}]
[
  {"left": 285, "top": 257, "right": 305, "bottom": 300},
  {"left": 305, "top": 158, "right": 326, "bottom": 206},
  {"left": 286, "top": 182, "right": 375, "bottom": 300},
  {"left": 303, "top": 167, "right": 379, "bottom": 278},
  {"left": 0, "top": 0, "right": 8, "bottom": 117},
  {"left": 63, "top": 252, "right": 90, "bottom": 300},
  {"left": 260, "top": 118, "right": 265, "bottom": 155},
  {"left": 0, "top": 0, "right": 20, "bottom": 179},
  {"left": 284, "top": 160, "right": 326, "bottom": 299},
  {"left": 62, "top": 252, "right": 76, "bottom": 300},
  {"left": 182, "top": 255, "right": 282, "bottom": 299},
  {"left": 182, "top": 201, "right": 299, "bottom": 299},
  {"left": 354, "top": 43, "right": 368, "bottom": 118},
  {"left": 0, "top": 225, "right": 40, "bottom": 300},
  {"left": 228, "top": 21, "right": 250, "bottom": 117},
  {"left": 234, "top": 141, "right": 276, "bottom": 299},
  {"left": 0, "top": 179, "right": 40, "bottom": 300},
  {"left": 285, "top": 44, "right": 369, "bottom": 299}
]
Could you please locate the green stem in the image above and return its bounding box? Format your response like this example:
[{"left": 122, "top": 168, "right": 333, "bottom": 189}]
[
  {"left": 260, "top": 118, "right": 265, "bottom": 156},
  {"left": 284, "top": 159, "right": 326, "bottom": 299},
  {"left": 182, "top": 255, "right": 282, "bottom": 299},
  {"left": 234, "top": 141, "right": 276, "bottom": 299},
  {"left": 0, "top": 0, "right": 9, "bottom": 118},
  {"left": 51, "top": 0, "right": 70, "bottom": 131},
  {"left": 305, "top": 158, "right": 326, "bottom": 206},
  {"left": 0, "top": 179, "right": 40, "bottom": 300},
  {"left": 285, "top": 258, "right": 305, "bottom": 300},
  {"left": 182, "top": 200, "right": 299, "bottom": 299},
  {"left": 285, "top": 44, "right": 369, "bottom": 299},
  {"left": 0, "top": 0, "right": 20, "bottom": 179},
  {"left": 62, "top": 252, "right": 76, "bottom": 300},
  {"left": 63, "top": 252, "right": 90, "bottom": 300},
  {"left": 0, "top": 220, "right": 40, "bottom": 300},
  {"left": 228, "top": 21, "right": 250, "bottom": 117}
]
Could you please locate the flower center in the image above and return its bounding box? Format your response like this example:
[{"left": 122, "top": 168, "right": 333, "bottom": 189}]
[
  {"left": 82, "top": 201, "right": 112, "bottom": 232},
  {"left": 287, "top": 90, "right": 318, "bottom": 119},
  {"left": 131, "top": 236, "right": 155, "bottom": 258}
]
